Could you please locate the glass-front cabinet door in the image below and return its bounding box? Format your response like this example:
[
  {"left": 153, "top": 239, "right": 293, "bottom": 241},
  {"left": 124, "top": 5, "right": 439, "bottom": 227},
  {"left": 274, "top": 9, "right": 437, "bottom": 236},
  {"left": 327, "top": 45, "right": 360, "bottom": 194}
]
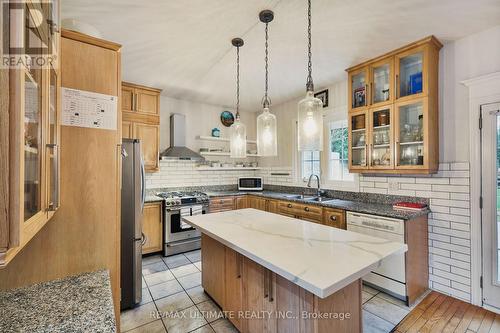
[
  {"left": 370, "top": 58, "right": 393, "bottom": 107},
  {"left": 349, "top": 111, "right": 368, "bottom": 169},
  {"left": 349, "top": 68, "right": 368, "bottom": 111},
  {"left": 369, "top": 106, "right": 393, "bottom": 169},
  {"left": 46, "top": 66, "right": 59, "bottom": 211},
  {"left": 24, "top": 68, "right": 43, "bottom": 221},
  {"left": 396, "top": 46, "right": 426, "bottom": 100},
  {"left": 395, "top": 99, "right": 427, "bottom": 169}
]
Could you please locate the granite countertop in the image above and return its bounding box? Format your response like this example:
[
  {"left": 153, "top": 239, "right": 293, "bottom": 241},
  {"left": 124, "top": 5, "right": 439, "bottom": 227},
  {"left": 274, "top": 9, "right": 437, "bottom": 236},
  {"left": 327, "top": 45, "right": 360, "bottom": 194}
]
[
  {"left": 0, "top": 270, "right": 116, "bottom": 333},
  {"left": 184, "top": 208, "right": 407, "bottom": 298},
  {"left": 205, "top": 190, "right": 429, "bottom": 220},
  {"left": 145, "top": 193, "right": 163, "bottom": 203}
]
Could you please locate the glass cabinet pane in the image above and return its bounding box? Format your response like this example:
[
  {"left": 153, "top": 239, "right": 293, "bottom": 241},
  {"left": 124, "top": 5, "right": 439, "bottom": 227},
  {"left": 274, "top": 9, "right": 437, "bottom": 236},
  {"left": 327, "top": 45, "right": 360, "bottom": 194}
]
[
  {"left": 399, "top": 52, "right": 423, "bottom": 98},
  {"left": 372, "top": 63, "right": 390, "bottom": 104},
  {"left": 371, "top": 109, "right": 391, "bottom": 167},
  {"left": 47, "top": 67, "right": 59, "bottom": 210},
  {"left": 351, "top": 72, "right": 366, "bottom": 108},
  {"left": 351, "top": 114, "right": 367, "bottom": 166},
  {"left": 24, "top": 69, "right": 42, "bottom": 221},
  {"left": 398, "top": 101, "right": 424, "bottom": 166}
]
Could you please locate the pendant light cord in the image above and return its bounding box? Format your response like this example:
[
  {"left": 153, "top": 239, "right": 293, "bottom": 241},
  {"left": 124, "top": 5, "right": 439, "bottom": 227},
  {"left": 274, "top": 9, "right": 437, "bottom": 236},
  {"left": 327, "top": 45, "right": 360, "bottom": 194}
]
[
  {"left": 306, "top": 0, "right": 314, "bottom": 92},
  {"left": 236, "top": 45, "right": 240, "bottom": 119},
  {"left": 263, "top": 22, "right": 271, "bottom": 108}
]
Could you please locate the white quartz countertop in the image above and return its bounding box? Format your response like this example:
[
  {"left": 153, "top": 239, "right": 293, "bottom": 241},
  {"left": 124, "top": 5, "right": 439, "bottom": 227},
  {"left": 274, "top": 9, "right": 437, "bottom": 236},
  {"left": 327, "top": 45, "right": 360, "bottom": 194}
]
[{"left": 183, "top": 208, "right": 408, "bottom": 298}]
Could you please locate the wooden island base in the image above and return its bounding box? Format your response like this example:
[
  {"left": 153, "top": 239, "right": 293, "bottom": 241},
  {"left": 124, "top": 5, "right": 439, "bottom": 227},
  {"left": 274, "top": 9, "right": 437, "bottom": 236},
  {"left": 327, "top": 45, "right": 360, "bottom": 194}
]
[{"left": 201, "top": 234, "right": 362, "bottom": 333}]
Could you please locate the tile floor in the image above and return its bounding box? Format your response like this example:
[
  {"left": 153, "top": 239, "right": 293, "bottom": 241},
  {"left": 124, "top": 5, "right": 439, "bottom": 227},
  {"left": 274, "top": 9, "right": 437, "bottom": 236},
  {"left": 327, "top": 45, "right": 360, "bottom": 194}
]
[{"left": 121, "top": 251, "right": 420, "bottom": 333}]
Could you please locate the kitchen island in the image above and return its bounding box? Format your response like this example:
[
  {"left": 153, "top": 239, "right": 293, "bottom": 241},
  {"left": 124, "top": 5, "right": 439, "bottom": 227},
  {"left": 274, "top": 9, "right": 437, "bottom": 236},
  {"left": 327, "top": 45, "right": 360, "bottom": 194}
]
[{"left": 183, "top": 208, "right": 407, "bottom": 333}]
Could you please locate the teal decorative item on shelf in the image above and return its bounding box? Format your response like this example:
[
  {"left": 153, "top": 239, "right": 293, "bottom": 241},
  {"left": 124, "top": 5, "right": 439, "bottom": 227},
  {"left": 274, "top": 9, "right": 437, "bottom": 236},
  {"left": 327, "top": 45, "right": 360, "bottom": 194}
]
[{"left": 211, "top": 128, "right": 220, "bottom": 137}]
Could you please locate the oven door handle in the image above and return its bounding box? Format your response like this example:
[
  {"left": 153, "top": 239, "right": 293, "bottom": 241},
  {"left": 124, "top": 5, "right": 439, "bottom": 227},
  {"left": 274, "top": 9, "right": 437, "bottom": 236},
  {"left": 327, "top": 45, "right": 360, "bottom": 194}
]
[{"left": 166, "top": 238, "right": 201, "bottom": 246}]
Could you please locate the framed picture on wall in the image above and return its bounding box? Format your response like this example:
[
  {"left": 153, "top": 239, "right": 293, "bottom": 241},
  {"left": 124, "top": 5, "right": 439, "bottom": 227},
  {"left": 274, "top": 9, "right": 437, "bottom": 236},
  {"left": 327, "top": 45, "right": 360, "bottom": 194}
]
[{"left": 314, "top": 89, "right": 329, "bottom": 108}]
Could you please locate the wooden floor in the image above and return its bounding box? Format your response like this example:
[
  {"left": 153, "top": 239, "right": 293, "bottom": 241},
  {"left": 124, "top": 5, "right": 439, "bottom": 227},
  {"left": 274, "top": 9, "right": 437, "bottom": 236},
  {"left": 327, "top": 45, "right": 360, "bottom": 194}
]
[{"left": 393, "top": 291, "right": 500, "bottom": 333}]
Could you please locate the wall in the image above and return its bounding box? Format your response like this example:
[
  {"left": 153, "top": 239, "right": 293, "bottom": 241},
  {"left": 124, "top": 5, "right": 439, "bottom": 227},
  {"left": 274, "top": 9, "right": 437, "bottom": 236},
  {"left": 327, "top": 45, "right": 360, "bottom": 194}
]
[{"left": 158, "top": 96, "right": 256, "bottom": 153}]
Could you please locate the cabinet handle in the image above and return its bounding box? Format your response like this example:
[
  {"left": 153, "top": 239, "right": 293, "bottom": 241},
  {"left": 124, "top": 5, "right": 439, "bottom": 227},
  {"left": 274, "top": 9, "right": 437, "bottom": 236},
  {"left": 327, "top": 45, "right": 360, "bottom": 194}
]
[
  {"left": 395, "top": 141, "right": 400, "bottom": 166},
  {"left": 330, "top": 215, "right": 337, "bottom": 221},
  {"left": 395, "top": 74, "right": 399, "bottom": 99},
  {"left": 304, "top": 207, "right": 310, "bottom": 212},
  {"left": 268, "top": 271, "right": 274, "bottom": 302},
  {"left": 365, "top": 84, "right": 368, "bottom": 106},
  {"left": 364, "top": 144, "right": 368, "bottom": 167},
  {"left": 236, "top": 254, "right": 242, "bottom": 279},
  {"left": 370, "top": 82, "right": 373, "bottom": 105},
  {"left": 141, "top": 232, "right": 147, "bottom": 245},
  {"left": 264, "top": 269, "right": 269, "bottom": 299},
  {"left": 287, "top": 203, "right": 292, "bottom": 208}
]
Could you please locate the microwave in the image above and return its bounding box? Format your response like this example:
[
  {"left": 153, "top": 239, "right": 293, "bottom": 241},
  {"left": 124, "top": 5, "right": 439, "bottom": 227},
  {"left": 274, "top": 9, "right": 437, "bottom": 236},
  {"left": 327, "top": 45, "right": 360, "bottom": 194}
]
[{"left": 238, "top": 177, "right": 263, "bottom": 191}]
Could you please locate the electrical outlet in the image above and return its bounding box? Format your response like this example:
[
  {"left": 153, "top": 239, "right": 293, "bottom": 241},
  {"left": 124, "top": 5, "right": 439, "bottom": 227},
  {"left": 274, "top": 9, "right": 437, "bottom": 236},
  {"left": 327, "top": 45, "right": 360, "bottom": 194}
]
[{"left": 389, "top": 182, "right": 399, "bottom": 190}]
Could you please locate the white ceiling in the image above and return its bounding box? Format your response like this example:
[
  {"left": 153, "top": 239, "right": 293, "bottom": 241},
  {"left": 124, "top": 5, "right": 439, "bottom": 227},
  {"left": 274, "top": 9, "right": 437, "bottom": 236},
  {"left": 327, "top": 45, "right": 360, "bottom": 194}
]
[{"left": 61, "top": 0, "right": 500, "bottom": 111}]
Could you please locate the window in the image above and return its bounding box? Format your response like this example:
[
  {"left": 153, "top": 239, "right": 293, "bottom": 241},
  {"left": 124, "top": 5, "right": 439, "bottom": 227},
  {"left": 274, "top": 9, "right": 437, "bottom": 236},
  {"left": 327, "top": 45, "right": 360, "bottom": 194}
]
[
  {"left": 328, "top": 120, "right": 353, "bottom": 181},
  {"left": 301, "top": 151, "right": 320, "bottom": 181}
]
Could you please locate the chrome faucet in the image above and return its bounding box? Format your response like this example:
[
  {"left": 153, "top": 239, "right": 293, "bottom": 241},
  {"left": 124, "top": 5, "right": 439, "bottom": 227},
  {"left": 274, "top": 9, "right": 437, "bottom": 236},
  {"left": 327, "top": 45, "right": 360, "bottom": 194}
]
[{"left": 307, "top": 174, "right": 322, "bottom": 197}]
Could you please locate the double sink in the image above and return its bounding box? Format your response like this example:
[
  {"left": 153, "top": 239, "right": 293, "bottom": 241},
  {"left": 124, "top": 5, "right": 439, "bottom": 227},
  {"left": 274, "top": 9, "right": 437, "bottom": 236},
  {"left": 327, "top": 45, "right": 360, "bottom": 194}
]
[{"left": 281, "top": 194, "right": 340, "bottom": 204}]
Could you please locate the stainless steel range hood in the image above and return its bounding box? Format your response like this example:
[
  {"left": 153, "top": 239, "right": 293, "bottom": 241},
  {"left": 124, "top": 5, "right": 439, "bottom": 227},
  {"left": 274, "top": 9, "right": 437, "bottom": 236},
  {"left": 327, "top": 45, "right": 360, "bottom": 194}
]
[{"left": 160, "top": 114, "right": 205, "bottom": 161}]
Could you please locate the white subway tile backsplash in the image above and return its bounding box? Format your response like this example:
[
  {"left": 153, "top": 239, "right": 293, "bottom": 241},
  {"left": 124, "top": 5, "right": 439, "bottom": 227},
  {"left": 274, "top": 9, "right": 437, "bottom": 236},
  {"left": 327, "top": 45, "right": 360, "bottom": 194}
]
[{"left": 359, "top": 161, "right": 471, "bottom": 302}]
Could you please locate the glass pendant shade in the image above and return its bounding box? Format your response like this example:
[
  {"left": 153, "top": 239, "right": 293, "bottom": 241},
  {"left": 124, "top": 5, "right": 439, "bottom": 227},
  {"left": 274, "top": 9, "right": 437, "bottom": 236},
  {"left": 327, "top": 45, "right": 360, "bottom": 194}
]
[
  {"left": 298, "top": 91, "right": 323, "bottom": 151},
  {"left": 257, "top": 107, "right": 277, "bottom": 156},
  {"left": 230, "top": 118, "right": 247, "bottom": 158}
]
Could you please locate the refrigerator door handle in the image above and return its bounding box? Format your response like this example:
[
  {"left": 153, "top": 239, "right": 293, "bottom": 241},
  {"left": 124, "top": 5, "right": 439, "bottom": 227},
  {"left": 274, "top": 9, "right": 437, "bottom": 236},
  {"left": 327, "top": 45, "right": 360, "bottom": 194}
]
[{"left": 140, "top": 158, "right": 146, "bottom": 212}]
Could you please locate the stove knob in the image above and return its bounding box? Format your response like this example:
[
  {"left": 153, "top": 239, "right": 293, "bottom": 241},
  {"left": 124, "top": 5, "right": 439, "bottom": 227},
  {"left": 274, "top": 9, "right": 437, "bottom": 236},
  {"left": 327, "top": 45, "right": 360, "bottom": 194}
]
[{"left": 166, "top": 200, "right": 171, "bottom": 206}]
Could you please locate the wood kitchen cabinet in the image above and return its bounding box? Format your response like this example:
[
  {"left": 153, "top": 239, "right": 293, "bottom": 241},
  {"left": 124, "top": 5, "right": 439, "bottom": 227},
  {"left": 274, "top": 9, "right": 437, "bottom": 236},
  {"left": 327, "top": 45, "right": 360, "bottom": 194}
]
[
  {"left": 203, "top": 235, "right": 362, "bottom": 333},
  {"left": 346, "top": 36, "right": 441, "bottom": 174},
  {"left": 248, "top": 196, "right": 267, "bottom": 211},
  {"left": 201, "top": 234, "right": 226, "bottom": 307},
  {"left": 322, "top": 208, "right": 346, "bottom": 229},
  {"left": 0, "top": 0, "right": 61, "bottom": 267},
  {"left": 278, "top": 201, "right": 322, "bottom": 223},
  {"left": 266, "top": 200, "right": 279, "bottom": 214},
  {"left": 235, "top": 196, "right": 249, "bottom": 209},
  {"left": 133, "top": 123, "right": 159, "bottom": 172},
  {"left": 225, "top": 249, "right": 244, "bottom": 332},
  {"left": 142, "top": 202, "right": 163, "bottom": 255},
  {"left": 209, "top": 197, "right": 235, "bottom": 213},
  {"left": 121, "top": 82, "right": 161, "bottom": 172}
]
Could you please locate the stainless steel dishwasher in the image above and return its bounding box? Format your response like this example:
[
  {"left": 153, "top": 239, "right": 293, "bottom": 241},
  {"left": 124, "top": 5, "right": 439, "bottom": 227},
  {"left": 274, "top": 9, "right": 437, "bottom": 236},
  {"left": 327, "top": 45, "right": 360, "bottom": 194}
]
[{"left": 347, "top": 212, "right": 407, "bottom": 301}]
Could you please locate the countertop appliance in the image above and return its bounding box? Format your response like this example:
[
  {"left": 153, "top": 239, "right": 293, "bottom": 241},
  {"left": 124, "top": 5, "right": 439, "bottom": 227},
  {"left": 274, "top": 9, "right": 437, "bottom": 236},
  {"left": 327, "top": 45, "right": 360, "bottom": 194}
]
[
  {"left": 157, "top": 191, "right": 209, "bottom": 256},
  {"left": 120, "top": 139, "right": 146, "bottom": 310},
  {"left": 346, "top": 212, "right": 407, "bottom": 301},
  {"left": 238, "top": 177, "right": 263, "bottom": 191}
]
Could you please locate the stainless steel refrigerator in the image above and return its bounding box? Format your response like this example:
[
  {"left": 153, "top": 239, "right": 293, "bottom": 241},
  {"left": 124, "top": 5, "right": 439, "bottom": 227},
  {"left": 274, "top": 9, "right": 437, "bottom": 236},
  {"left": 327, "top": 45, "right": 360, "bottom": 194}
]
[{"left": 120, "top": 139, "right": 146, "bottom": 310}]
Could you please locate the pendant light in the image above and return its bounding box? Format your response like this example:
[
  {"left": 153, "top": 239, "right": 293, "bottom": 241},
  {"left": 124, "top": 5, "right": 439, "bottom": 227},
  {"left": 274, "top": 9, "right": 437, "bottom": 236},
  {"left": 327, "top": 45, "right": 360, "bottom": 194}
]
[
  {"left": 230, "top": 38, "right": 247, "bottom": 158},
  {"left": 297, "top": 0, "right": 323, "bottom": 151},
  {"left": 256, "top": 10, "right": 277, "bottom": 157}
]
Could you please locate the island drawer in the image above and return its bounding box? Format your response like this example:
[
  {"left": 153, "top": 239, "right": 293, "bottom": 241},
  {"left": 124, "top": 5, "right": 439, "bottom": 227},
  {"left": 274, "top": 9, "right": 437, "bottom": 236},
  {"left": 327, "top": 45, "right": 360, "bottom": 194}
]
[{"left": 278, "top": 201, "right": 322, "bottom": 221}]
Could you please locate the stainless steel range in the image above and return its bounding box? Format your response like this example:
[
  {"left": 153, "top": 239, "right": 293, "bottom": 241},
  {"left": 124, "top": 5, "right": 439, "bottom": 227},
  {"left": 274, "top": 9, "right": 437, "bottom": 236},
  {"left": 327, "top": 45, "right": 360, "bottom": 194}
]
[{"left": 156, "top": 191, "right": 209, "bottom": 256}]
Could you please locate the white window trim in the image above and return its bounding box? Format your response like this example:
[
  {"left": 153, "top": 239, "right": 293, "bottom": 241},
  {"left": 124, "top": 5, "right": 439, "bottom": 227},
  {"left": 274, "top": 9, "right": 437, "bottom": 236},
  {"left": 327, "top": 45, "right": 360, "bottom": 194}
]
[
  {"left": 462, "top": 71, "right": 500, "bottom": 307},
  {"left": 322, "top": 107, "right": 359, "bottom": 192}
]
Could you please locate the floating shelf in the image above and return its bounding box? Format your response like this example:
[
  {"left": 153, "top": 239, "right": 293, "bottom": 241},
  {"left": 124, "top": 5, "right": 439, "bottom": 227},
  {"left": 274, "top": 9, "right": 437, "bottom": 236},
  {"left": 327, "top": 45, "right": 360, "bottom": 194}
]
[
  {"left": 200, "top": 151, "right": 261, "bottom": 157},
  {"left": 196, "top": 135, "right": 257, "bottom": 144},
  {"left": 196, "top": 167, "right": 262, "bottom": 171}
]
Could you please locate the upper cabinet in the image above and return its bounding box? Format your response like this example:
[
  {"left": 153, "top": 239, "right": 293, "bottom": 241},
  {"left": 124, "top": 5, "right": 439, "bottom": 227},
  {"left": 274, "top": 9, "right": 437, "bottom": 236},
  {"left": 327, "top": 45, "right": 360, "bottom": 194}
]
[
  {"left": 346, "top": 36, "right": 442, "bottom": 174},
  {"left": 1, "top": 0, "right": 61, "bottom": 267},
  {"left": 121, "top": 82, "right": 162, "bottom": 172}
]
